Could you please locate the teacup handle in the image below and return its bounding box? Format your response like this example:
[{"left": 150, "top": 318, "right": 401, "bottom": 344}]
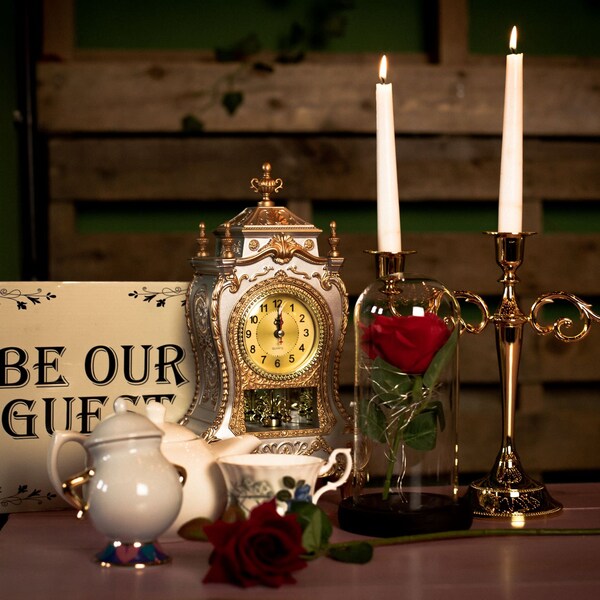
[
  {"left": 47, "top": 431, "right": 90, "bottom": 511},
  {"left": 312, "top": 448, "right": 352, "bottom": 505}
]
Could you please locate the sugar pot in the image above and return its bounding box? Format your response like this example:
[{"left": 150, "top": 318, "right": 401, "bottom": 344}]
[{"left": 47, "top": 397, "right": 184, "bottom": 567}]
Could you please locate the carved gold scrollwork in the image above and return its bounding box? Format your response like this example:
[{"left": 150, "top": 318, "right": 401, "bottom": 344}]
[
  {"left": 258, "top": 233, "right": 304, "bottom": 264},
  {"left": 454, "top": 291, "right": 491, "bottom": 334},
  {"left": 529, "top": 292, "right": 600, "bottom": 342}
]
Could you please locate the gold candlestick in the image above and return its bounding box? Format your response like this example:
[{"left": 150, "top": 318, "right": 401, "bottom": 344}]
[
  {"left": 456, "top": 232, "right": 600, "bottom": 518},
  {"left": 366, "top": 250, "right": 416, "bottom": 278}
]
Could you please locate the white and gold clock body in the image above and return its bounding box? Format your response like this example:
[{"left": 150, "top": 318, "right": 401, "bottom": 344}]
[{"left": 185, "top": 164, "right": 349, "bottom": 457}]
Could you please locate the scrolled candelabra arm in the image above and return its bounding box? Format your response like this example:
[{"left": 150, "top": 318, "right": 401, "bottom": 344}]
[
  {"left": 529, "top": 292, "right": 600, "bottom": 343},
  {"left": 454, "top": 291, "right": 491, "bottom": 335}
]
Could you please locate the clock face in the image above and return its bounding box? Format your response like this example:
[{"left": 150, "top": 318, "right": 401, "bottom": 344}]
[{"left": 239, "top": 290, "right": 322, "bottom": 379}]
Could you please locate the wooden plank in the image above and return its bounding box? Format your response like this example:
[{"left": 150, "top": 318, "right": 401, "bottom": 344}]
[
  {"left": 47, "top": 227, "right": 600, "bottom": 298},
  {"left": 459, "top": 384, "right": 600, "bottom": 474},
  {"left": 37, "top": 61, "right": 600, "bottom": 135},
  {"left": 42, "top": 0, "right": 74, "bottom": 61},
  {"left": 437, "top": 0, "right": 469, "bottom": 65},
  {"left": 48, "top": 137, "right": 600, "bottom": 201}
]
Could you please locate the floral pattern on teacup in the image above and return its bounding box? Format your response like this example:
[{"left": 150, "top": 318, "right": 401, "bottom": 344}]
[{"left": 230, "top": 476, "right": 312, "bottom": 516}]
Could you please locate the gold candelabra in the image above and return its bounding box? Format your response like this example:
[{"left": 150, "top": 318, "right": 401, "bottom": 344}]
[{"left": 456, "top": 232, "right": 600, "bottom": 518}]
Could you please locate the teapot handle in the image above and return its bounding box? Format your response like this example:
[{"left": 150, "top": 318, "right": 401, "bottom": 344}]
[
  {"left": 47, "top": 431, "right": 90, "bottom": 511},
  {"left": 62, "top": 467, "right": 95, "bottom": 517}
]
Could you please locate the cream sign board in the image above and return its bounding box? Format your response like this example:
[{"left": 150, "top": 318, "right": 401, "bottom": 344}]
[{"left": 0, "top": 282, "right": 195, "bottom": 513}]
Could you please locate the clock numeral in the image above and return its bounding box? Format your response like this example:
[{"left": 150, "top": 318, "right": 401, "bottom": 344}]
[
  {"left": 261, "top": 355, "right": 267, "bottom": 364},
  {"left": 274, "top": 358, "right": 281, "bottom": 368},
  {"left": 250, "top": 315, "right": 258, "bottom": 324},
  {"left": 303, "top": 329, "right": 309, "bottom": 337},
  {"left": 250, "top": 345, "right": 256, "bottom": 353},
  {"left": 289, "top": 303, "right": 295, "bottom": 312},
  {"left": 245, "top": 330, "right": 252, "bottom": 338},
  {"left": 299, "top": 344, "right": 305, "bottom": 352},
  {"left": 299, "top": 314, "right": 305, "bottom": 323},
  {"left": 289, "top": 354, "right": 295, "bottom": 363},
  {"left": 260, "top": 303, "right": 268, "bottom": 313},
  {"left": 272, "top": 299, "right": 282, "bottom": 309}
]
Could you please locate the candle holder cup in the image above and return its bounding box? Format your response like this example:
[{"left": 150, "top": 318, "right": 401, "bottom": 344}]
[{"left": 456, "top": 232, "right": 600, "bottom": 518}]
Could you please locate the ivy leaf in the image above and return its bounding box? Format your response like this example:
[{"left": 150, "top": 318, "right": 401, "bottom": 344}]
[
  {"left": 403, "top": 409, "right": 438, "bottom": 452},
  {"left": 423, "top": 326, "right": 458, "bottom": 389},
  {"left": 215, "top": 33, "right": 261, "bottom": 62},
  {"left": 327, "top": 542, "right": 373, "bottom": 564},
  {"left": 252, "top": 61, "right": 274, "bottom": 73},
  {"left": 222, "top": 91, "right": 244, "bottom": 115},
  {"left": 181, "top": 114, "right": 205, "bottom": 133},
  {"left": 287, "top": 501, "right": 332, "bottom": 556}
]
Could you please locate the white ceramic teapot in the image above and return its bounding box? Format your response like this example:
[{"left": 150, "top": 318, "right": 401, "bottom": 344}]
[
  {"left": 145, "top": 401, "right": 260, "bottom": 540},
  {"left": 47, "top": 397, "right": 185, "bottom": 566}
]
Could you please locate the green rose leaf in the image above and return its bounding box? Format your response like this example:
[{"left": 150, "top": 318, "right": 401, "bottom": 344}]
[
  {"left": 359, "top": 397, "right": 387, "bottom": 443},
  {"left": 423, "top": 326, "right": 458, "bottom": 389},
  {"left": 371, "top": 356, "right": 413, "bottom": 404},
  {"left": 403, "top": 409, "right": 438, "bottom": 452},
  {"left": 327, "top": 541, "right": 373, "bottom": 564},
  {"left": 430, "top": 399, "right": 446, "bottom": 431},
  {"left": 288, "top": 501, "right": 332, "bottom": 556}
]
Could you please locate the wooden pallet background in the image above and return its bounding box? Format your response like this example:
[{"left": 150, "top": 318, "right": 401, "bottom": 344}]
[{"left": 38, "top": 0, "right": 600, "bottom": 477}]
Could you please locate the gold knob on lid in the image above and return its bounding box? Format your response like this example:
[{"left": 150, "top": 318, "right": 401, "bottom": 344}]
[{"left": 250, "top": 162, "right": 283, "bottom": 207}]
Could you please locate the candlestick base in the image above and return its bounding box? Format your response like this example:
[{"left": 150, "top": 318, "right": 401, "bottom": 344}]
[{"left": 467, "top": 445, "right": 562, "bottom": 518}]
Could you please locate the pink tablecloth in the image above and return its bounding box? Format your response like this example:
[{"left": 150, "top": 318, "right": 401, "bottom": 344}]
[{"left": 1, "top": 483, "right": 599, "bottom": 599}]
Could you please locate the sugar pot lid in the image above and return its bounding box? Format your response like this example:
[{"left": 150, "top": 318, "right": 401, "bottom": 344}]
[{"left": 86, "top": 397, "right": 163, "bottom": 448}]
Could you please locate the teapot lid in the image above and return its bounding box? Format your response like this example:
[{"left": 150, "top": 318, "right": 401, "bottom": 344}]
[
  {"left": 87, "top": 397, "right": 163, "bottom": 447},
  {"left": 146, "top": 401, "right": 198, "bottom": 443}
]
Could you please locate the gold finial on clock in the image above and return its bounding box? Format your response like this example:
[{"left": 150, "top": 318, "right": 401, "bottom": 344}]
[
  {"left": 328, "top": 221, "right": 340, "bottom": 258},
  {"left": 250, "top": 162, "right": 283, "bottom": 207},
  {"left": 221, "top": 222, "right": 235, "bottom": 258},
  {"left": 196, "top": 222, "right": 210, "bottom": 257}
]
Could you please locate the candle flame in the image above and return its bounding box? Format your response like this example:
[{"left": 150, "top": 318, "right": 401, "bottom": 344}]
[
  {"left": 379, "top": 55, "right": 387, "bottom": 83},
  {"left": 509, "top": 26, "right": 518, "bottom": 53}
]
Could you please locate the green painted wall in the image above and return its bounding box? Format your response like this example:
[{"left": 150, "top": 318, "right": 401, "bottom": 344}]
[
  {"left": 75, "top": 0, "right": 427, "bottom": 54},
  {"left": 75, "top": 0, "right": 600, "bottom": 57}
]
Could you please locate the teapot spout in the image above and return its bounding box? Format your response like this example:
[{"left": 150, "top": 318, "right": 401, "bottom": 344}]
[{"left": 211, "top": 434, "right": 261, "bottom": 458}]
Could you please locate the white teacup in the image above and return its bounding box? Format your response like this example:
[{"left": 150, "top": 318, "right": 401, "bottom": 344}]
[{"left": 216, "top": 448, "right": 352, "bottom": 516}]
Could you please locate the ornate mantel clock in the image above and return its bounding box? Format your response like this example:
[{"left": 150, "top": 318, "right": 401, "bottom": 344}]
[{"left": 185, "top": 163, "right": 350, "bottom": 456}]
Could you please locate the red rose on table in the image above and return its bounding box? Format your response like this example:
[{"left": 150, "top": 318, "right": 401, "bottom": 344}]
[
  {"left": 203, "top": 499, "right": 307, "bottom": 588},
  {"left": 360, "top": 313, "right": 450, "bottom": 374}
]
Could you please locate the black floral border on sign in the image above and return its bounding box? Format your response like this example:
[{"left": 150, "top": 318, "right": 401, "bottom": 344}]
[
  {"left": 0, "top": 484, "right": 57, "bottom": 508},
  {"left": 0, "top": 288, "right": 57, "bottom": 310},
  {"left": 129, "top": 286, "right": 186, "bottom": 308}
]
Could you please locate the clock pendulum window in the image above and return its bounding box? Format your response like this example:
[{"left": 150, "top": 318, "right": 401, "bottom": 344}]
[{"left": 184, "top": 163, "right": 351, "bottom": 456}]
